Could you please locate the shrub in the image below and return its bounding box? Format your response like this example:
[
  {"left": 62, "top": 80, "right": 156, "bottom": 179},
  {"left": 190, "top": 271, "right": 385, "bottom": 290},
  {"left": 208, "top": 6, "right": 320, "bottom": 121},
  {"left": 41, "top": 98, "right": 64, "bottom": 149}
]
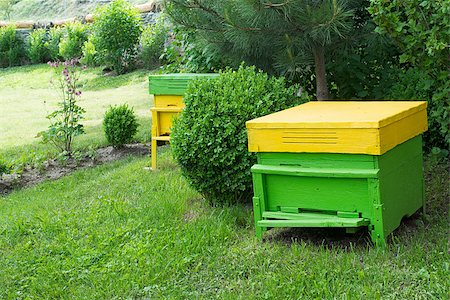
[
  {"left": 59, "top": 21, "right": 89, "bottom": 60},
  {"left": 28, "top": 28, "right": 50, "bottom": 63},
  {"left": 46, "top": 27, "right": 63, "bottom": 61},
  {"left": 92, "top": 0, "right": 142, "bottom": 74},
  {"left": 80, "top": 36, "right": 98, "bottom": 66},
  {"left": 103, "top": 104, "right": 139, "bottom": 147},
  {"left": 171, "top": 65, "right": 308, "bottom": 205},
  {"left": 140, "top": 14, "right": 169, "bottom": 68},
  {"left": 0, "top": 25, "right": 25, "bottom": 67}
]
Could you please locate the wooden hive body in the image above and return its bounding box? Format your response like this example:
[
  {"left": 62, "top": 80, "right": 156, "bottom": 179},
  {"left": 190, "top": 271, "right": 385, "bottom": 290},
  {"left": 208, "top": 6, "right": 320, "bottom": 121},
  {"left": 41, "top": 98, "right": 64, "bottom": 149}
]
[
  {"left": 247, "top": 101, "right": 427, "bottom": 247},
  {"left": 148, "top": 73, "right": 218, "bottom": 169}
]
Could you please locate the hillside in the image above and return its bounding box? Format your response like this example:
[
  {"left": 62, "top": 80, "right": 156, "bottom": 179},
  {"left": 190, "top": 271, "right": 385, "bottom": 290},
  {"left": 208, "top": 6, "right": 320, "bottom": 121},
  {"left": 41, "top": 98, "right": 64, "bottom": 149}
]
[{"left": 1, "top": 0, "right": 151, "bottom": 22}]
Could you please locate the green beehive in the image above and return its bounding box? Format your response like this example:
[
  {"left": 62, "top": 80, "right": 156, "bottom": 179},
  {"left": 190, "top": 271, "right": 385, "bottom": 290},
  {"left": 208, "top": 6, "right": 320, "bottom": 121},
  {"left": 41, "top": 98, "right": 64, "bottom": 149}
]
[{"left": 246, "top": 101, "right": 428, "bottom": 247}]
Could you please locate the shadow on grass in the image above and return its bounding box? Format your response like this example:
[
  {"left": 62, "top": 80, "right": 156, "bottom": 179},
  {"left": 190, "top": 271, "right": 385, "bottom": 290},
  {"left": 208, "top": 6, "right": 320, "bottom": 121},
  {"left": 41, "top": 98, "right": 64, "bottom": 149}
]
[{"left": 265, "top": 227, "right": 373, "bottom": 250}]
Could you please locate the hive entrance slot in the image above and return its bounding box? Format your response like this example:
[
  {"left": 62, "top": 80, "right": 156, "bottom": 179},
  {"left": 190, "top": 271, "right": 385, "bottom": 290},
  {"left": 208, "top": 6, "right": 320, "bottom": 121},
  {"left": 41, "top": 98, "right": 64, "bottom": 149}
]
[{"left": 281, "top": 130, "right": 338, "bottom": 145}]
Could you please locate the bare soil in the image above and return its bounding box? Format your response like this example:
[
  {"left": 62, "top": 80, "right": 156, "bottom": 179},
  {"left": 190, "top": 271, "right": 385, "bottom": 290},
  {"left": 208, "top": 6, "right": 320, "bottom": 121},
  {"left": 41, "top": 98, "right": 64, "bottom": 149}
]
[{"left": 0, "top": 143, "right": 150, "bottom": 196}]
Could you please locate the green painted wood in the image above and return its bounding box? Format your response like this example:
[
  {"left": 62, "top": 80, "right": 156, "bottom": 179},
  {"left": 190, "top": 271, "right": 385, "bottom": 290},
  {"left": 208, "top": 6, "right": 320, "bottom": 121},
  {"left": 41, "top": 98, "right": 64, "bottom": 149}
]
[
  {"left": 251, "top": 164, "right": 379, "bottom": 178},
  {"left": 368, "top": 178, "right": 385, "bottom": 247},
  {"left": 263, "top": 175, "right": 372, "bottom": 214},
  {"left": 337, "top": 211, "right": 360, "bottom": 218},
  {"left": 257, "top": 152, "right": 376, "bottom": 169},
  {"left": 258, "top": 217, "right": 370, "bottom": 228},
  {"left": 252, "top": 172, "right": 267, "bottom": 240},
  {"left": 251, "top": 135, "right": 425, "bottom": 247},
  {"left": 263, "top": 211, "right": 363, "bottom": 220},
  {"left": 148, "top": 73, "right": 219, "bottom": 95},
  {"left": 280, "top": 207, "right": 300, "bottom": 213},
  {"left": 377, "top": 136, "right": 424, "bottom": 238}
]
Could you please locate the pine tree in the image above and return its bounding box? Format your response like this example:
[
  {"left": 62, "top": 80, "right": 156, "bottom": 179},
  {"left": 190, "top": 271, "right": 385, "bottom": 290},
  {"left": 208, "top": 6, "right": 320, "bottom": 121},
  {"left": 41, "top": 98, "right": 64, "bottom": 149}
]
[{"left": 166, "top": 0, "right": 354, "bottom": 100}]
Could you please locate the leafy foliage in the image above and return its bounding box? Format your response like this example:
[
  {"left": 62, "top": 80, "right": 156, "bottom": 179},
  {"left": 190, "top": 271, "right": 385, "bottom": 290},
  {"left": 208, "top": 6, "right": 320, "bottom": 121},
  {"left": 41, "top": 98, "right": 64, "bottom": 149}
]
[
  {"left": 387, "top": 68, "right": 449, "bottom": 152},
  {"left": 139, "top": 14, "right": 169, "bottom": 69},
  {"left": 369, "top": 0, "right": 449, "bottom": 70},
  {"left": 38, "top": 60, "right": 85, "bottom": 155},
  {"left": 0, "top": 25, "right": 25, "bottom": 67},
  {"left": 327, "top": 0, "right": 400, "bottom": 99},
  {"left": 80, "top": 36, "right": 98, "bottom": 67},
  {"left": 171, "top": 65, "right": 308, "bottom": 205},
  {"left": 59, "top": 21, "right": 89, "bottom": 60},
  {"left": 27, "top": 28, "right": 50, "bottom": 63},
  {"left": 92, "top": 0, "right": 142, "bottom": 74},
  {"left": 103, "top": 104, "right": 139, "bottom": 148},
  {"left": 46, "top": 26, "right": 63, "bottom": 61},
  {"left": 369, "top": 0, "right": 450, "bottom": 151}
]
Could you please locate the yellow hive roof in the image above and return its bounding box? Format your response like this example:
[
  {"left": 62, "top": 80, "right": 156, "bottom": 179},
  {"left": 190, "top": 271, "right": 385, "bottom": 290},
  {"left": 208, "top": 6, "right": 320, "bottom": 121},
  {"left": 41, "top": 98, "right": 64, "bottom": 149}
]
[
  {"left": 246, "top": 101, "right": 428, "bottom": 155},
  {"left": 246, "top": 101, "right": 427, "bottom": 129}
]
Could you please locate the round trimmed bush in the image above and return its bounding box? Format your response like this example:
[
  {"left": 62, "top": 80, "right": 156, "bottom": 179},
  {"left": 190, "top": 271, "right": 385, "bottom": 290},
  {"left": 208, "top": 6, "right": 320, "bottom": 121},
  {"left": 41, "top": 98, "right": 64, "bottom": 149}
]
[
  {"left": 103, "top": 104, "right": 139, "bottom": 148},
  {"left": 171, "top": 65, "right": 308, "bottom": 205}
]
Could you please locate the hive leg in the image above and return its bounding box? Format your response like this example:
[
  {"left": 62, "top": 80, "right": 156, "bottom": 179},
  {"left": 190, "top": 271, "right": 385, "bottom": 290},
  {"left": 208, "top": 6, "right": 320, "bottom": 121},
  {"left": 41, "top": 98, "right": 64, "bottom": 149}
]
[
  {"left": 370, "top": 222, "right": 386, "bottom": 248},
  {"left": 253, "top": 196, "right": 264, "bottom": 240},
  {"left": 151, "top": 139, "right": 157, "bottom": 170}
]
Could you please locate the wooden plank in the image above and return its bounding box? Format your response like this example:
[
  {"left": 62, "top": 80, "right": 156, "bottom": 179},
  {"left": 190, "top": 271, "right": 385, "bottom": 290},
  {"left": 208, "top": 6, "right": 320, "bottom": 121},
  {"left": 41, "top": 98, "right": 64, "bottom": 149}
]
[
  {"left": 247, "top": 127, "right": 381, "bottom": 155},
  {"left": 153, "top": 95, "right": 184, "bottom": 108},
  {"left": 251, "top": 164, "right": 379, "bottom": 178},
  {"left": 150, "top": 107, "right": 183, "bottom": 113},
  {"left": 258, "top": 218, "right": 369, "bottom": 228},
  {"left": 263, "top": 176, "right": 371, "bottom": 215},
  {"left": 257, "top": 152, "right": 375, "bottom": 169},
  {"left": 152, "top": 136, "right": 170, "bottom": 141},
  {"left": 337, "top": 211, "right": 360, "bottom": 218},
  {"left": 263, "top": 211, "right": 336, "bottom": 220}
]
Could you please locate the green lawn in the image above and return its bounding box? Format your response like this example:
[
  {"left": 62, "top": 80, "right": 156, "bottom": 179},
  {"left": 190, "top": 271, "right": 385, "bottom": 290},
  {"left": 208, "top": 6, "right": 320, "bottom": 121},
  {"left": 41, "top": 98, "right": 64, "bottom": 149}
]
[
  {"left": 0, "top": 64, "right": 153, "bottom": 168},
  {"left": 0, "top": 150, "right": 448, "bottom": 299}
]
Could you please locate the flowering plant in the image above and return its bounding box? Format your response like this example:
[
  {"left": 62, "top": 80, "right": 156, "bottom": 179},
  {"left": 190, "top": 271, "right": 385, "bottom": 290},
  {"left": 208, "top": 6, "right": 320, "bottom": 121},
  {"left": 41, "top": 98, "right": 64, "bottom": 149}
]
[{"left": 38, "top": 59, "right": 85, "bottom": 155}]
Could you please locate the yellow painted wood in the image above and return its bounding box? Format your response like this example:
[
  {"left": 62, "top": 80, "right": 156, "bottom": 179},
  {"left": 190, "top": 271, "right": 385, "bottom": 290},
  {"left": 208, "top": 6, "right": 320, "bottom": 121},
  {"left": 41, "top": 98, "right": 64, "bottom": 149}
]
[
  {"left": 246, "top": 101, "right": 427, "bottom": 129},
  {"left": 151, "top": 137, "right": 157, "bottom": 170},
  {"left": 153, "top": 136, "right": 171, "bottom": 141},
  {"left": 154, "top": 95, "right": 185, "bottom": 108},
  {"left": 150, "top": 106, "right": 183, "bottom": 169},
  {"left": 246, "top": 101, "right": 427, "bottom": 155},
  {"left": 151, "top": 107, "right": 183, "bottom": 136}
]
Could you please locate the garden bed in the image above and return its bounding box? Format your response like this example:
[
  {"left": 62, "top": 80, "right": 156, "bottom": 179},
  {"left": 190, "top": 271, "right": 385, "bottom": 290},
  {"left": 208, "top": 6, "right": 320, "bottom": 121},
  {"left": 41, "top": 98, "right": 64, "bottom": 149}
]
[{"left": 0, "top": 143, "right": 150, "bottom": 195}]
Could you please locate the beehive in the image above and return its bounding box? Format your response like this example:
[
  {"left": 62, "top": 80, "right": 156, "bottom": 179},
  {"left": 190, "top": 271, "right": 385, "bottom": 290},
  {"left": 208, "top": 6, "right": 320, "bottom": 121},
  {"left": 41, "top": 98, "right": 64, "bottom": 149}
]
[
  {"left": 246, "top": 101, "right": 428, "bottom": 247},
  {"left": 149, "top": 73, "right": 219, "bottom": 169}
]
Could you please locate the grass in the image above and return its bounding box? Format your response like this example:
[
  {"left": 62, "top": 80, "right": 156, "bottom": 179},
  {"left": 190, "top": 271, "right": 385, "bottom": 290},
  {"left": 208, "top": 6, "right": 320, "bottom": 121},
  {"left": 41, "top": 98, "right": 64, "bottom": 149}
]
[
  {"left": 0, "top": 150, "right": 448, "bottom": 299},
  {"left": 5, "top": 0, "right": 149, "bottom": 22},
  {"left": 0, "top": 64, "right": 154, "bottom": 168}
]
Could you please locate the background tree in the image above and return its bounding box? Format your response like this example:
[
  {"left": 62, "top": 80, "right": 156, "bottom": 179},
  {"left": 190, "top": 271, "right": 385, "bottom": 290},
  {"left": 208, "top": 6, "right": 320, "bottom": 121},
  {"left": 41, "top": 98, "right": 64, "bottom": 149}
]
[{"left": 166, "top": 0, "right": 354, "bottom": 100}]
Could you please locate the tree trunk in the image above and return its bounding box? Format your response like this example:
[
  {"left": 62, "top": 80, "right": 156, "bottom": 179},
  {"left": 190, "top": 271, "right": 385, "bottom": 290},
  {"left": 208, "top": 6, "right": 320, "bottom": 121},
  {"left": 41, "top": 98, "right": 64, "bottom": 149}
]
[{"left": 313, "top": 45, "right": 329, "bottom": 100}]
